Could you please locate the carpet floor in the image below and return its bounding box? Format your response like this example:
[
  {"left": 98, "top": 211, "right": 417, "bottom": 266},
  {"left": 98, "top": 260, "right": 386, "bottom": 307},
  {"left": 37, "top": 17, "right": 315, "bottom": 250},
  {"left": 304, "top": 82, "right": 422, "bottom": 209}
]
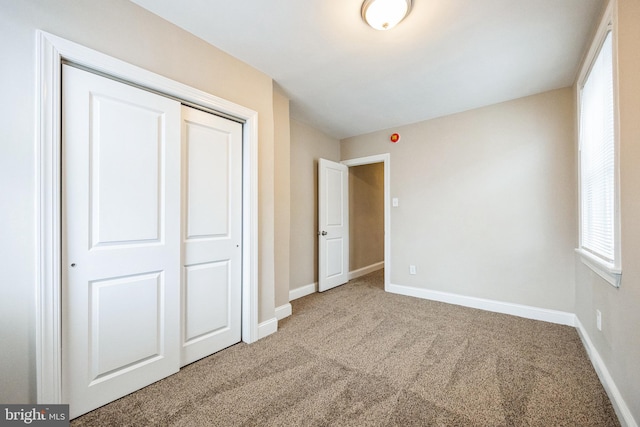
[{"left": 72, "top": 270, "right": 619, "bottom": 426}]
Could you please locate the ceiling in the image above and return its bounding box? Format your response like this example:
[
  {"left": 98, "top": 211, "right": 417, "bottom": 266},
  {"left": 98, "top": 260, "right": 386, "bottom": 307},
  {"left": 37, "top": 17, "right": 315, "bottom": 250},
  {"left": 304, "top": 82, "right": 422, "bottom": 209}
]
[{"left": 130, "top": 0, "right": 603, "bottom": 139}]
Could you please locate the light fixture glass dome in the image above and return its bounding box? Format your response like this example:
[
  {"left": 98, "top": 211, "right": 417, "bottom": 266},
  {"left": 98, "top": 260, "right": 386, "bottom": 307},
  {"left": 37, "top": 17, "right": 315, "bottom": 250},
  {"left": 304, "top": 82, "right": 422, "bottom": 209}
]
[{"left": 361, "top": 0, "right": 412, "bottom": 31}]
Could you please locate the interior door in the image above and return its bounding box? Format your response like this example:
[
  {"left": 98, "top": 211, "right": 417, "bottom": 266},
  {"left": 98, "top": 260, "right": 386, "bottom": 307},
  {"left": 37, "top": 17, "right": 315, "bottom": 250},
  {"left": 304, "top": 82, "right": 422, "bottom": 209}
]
[
  {"left": 62, "top": 65, "right": 181, "bottom": 418},
  {"left": 318, "top": 158, "right": 349, "bottom": 291},
  {"left": 180, "top": 106, "right": 242, "bottom": 366}
]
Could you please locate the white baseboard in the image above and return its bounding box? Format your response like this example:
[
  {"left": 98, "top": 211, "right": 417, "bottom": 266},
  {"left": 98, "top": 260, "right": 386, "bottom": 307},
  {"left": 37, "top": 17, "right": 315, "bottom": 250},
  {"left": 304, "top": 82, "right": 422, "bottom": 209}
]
[
  {"left": 257, "top": 306, "right": 291, "bottom": 341},
  {"left": 257, "top": 317, "right": 278, "bottom": 340},
  {"left": 575, "top": 318, "right": 638, "bottom": 427},
  {"left": 289, "top": 282, "right": 317, "bottom": 301},
  {"left": 387, "top": 283, "right": 576, "bottom": 326},
  {"left": 348, "top": 261, "right": 384, "bottom": 280},
  {"left": 275, "top": 303, "right": 292, "bottom": 320}
]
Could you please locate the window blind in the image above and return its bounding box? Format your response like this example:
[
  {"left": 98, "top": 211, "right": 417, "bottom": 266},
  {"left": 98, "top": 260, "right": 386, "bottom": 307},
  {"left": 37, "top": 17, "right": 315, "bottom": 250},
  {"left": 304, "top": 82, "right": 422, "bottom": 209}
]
[{"left": 580, "top": 31, "right": 615, "bottom": 262}]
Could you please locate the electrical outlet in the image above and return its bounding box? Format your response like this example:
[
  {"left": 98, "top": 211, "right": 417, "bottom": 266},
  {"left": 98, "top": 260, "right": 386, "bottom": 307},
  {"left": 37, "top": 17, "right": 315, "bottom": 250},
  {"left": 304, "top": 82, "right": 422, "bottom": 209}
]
[
  {"left": 596, "top": 309, "right": 602, "bottom": 331},
  {"left": 409, "top": 265, "right": 416, "bottom": 275}
]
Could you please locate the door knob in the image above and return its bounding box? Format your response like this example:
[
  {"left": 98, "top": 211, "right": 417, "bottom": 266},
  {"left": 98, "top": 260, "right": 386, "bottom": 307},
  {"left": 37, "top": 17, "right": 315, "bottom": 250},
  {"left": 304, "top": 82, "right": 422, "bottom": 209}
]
[{"left": 320, "top": 231, "right": 327, "bottom": 236}]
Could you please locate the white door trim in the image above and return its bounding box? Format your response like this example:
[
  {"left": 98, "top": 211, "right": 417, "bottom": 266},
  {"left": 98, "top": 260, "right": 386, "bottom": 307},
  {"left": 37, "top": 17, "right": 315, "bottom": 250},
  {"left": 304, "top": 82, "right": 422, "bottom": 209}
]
[
  {"left": 35, "top": 30, "right": 259, "bottom": 405},
  {"left": 341, "top": 154, "right": 391, "bottom": 292}
]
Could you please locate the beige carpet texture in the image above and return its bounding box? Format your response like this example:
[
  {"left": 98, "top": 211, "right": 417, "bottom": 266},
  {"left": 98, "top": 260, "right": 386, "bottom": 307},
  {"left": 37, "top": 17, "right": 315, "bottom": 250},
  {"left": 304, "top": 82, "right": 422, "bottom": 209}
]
[{"left": 72, "top": 270, "right": 619, "bottom": 426}]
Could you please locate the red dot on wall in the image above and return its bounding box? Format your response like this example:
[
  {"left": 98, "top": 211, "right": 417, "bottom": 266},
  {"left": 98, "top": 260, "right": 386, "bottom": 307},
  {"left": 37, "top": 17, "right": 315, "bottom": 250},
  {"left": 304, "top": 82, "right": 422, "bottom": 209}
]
[{"left": 390, "top": 133, "right": 400, "bottom": 143}]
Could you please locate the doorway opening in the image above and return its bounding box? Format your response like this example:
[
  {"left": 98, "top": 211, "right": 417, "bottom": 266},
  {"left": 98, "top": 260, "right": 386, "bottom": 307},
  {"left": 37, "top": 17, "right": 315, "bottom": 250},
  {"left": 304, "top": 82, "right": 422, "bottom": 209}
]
[
  {"left": 342, "top": 154, "right": 391, "bottom": 291},
  {"left": 348, "top": 162, "right": 384, "bottom": 279}
]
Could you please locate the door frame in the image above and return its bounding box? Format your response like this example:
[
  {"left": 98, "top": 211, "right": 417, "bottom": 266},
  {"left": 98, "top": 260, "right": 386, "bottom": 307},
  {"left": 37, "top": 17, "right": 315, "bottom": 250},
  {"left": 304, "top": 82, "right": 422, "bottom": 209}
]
[
  {"left": 35, "top": 31, "right": 260, "bottom": 404},
  {"left": 341, "top": 154, "right": 391, "bottom": 291}
]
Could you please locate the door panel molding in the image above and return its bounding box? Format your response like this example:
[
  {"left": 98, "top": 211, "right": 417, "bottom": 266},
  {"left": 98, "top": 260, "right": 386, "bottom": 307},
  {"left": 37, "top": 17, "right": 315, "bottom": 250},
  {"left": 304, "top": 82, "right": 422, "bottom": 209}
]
[{"left": 36, "top": 30, "right": 259, "bottom": 405}]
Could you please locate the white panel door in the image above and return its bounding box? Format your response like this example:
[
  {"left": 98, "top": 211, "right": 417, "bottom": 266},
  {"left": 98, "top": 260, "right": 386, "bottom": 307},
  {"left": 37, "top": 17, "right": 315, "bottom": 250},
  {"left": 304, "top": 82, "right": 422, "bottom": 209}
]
[
  {"left": 318, "top": 158, "right": 349, "bottom": 292},
  {"left": 62, "top": 65, "right": 181, "bottom": 419},
  {"left": 181, "top": 106, "right": 242, "bottom": 366}
]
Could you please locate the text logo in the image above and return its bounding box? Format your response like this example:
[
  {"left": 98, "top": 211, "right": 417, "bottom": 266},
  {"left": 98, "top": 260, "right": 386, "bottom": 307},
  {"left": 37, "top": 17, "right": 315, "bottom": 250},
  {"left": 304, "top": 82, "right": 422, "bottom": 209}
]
[{"left": 0, "top": 405, "right": 69, "bottom": 426}]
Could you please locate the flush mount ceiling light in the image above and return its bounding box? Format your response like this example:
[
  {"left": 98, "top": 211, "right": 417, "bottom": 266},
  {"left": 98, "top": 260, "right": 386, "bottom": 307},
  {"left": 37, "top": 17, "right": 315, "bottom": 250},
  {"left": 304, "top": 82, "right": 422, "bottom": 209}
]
[{"left": 361, "top": 0, "right": 412, "bottom": 31}]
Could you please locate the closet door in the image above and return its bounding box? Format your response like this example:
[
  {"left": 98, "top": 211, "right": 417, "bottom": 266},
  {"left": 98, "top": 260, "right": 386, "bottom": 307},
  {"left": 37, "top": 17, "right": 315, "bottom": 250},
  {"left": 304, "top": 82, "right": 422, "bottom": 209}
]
[
  {"left": 62, "top": 65, "right": 181, "bottom": 418},
  {"left": 181, "top": 106, "right": 242, "bottom": 366}
]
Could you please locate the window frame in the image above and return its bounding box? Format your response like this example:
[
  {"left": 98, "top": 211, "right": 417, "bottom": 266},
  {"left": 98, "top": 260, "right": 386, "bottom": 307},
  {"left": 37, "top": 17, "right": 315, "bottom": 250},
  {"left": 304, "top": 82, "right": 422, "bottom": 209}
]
[{"left": 575, "top": 0, "right": 622, "bottom": 287}]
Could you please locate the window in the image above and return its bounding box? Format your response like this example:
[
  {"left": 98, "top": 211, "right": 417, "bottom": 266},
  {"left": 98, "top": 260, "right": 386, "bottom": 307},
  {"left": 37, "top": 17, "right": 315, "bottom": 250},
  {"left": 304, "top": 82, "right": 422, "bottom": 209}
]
[{"left": 577, "top": 4, "right": 621, "bottom": 287}]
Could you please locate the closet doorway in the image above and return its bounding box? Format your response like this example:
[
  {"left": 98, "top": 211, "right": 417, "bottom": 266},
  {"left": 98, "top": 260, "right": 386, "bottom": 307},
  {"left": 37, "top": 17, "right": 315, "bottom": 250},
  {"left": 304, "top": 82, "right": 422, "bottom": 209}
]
[
  {"left": 36, "top": 31, "right": 259, "bottom": 418},
  {"left": 62, "top": 65, "right": 243, "bottom": 418}
]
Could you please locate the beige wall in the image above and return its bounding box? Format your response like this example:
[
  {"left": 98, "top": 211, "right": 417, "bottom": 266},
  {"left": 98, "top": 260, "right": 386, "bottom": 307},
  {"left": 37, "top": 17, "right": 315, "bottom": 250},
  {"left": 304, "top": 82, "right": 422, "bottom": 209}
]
[
  {"left": 273, "top": 87, "right": 291, "bottom": 308},
  {"left": 342, "top": 88, "right": 577, "bottom": 312},
  {"left": 0, "top": 0, "right": 279, "bottom": 403},
  {"left": 574, "top": 0, "right": 640, "bottom": 421},
  {"left": 289, "top": 119, "right": 341, "bottom": 291},
  {"left": 349, "top": 163, "right": 385, "bottom": 271}
]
